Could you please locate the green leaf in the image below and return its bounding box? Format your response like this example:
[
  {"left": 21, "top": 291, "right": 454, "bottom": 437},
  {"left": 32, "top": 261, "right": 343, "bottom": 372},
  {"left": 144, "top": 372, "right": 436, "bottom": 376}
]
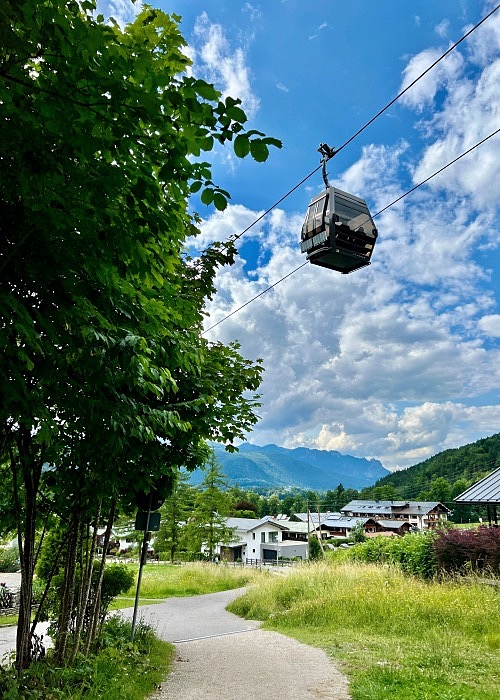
[
  {"left": 190, "top": 180, "right": 203, "bottom": 193},
  {"left": 213, "top": 193, "right": 227, "bottom": 211},
  {"left": 249, "top": 140, "right": 269, "bottom": 163},
  {"left": 201, "top": 188, "right": 214, "bottom": 205},
  {"left": 233, "top": 134, "right": 250, "bottom": 158},
  {"left": 194, "top": 81, "right": 220, "bottom": 101},
  {"left": 226, "top": 106, "right": 247, "bottom": 123}
]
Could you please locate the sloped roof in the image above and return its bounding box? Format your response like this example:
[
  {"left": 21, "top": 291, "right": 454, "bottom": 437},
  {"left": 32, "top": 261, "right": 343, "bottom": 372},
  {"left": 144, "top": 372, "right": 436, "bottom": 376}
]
[
  {"left": 454, "top": 467, "right": 500, "bottom": 504},
  {"left": 293, "top": 512, "right": 340, "bottom": 524},
  {"left": 342, "top": 500, "right": 450, "bottom": 515},
  {"left": 375, "top": 519, "right": 411, "bottom": 530},
  {"left": 322, "top": 516, "right": 374, "bottom": 528},
  {"left": 225, "top": 516, "right": 289, "bottom": 532}
]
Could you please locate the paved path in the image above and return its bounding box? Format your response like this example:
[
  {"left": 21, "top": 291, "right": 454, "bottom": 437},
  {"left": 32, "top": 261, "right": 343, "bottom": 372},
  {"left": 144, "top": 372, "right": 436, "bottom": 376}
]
[
  {"left": 121, "top": 589, "right": 351, "bottom": 700},
  {"left": 2, "top": 576, "right": 351, "bottom": 699}
]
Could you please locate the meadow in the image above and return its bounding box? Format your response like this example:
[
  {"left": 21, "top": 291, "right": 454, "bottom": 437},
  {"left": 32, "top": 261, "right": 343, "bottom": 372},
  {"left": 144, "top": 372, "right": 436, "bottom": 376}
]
[
  {"left": 228, "top": 561, "right": 500, "bottom": 700},
  {"left": 113, "top": 561, "right": 263, "bottom": 606}
]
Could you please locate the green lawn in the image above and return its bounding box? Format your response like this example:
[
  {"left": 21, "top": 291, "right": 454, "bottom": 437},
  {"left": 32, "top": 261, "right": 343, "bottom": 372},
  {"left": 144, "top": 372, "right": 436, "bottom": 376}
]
[{"left": 121, "top": 561, "right": 264, "bottom": 601}]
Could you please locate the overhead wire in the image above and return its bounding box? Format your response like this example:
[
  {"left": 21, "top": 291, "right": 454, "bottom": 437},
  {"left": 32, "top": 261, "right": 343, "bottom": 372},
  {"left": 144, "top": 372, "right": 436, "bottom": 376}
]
[
  {"left": 227, "top": 2, "right": 500, "bottom": 244},
  {"left": 202, "top": 126, "right": 500, "bottom": 334}
]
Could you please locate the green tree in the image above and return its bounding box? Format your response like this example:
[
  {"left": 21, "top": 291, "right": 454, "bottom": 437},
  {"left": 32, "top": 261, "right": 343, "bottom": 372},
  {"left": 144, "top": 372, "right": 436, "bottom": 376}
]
[
  {"left": 349, "top": 520, "right": 367, "bottom": 543},
  {"left": 0, "top": 0, "right": 280, "bottom": 669},
  {"left": 154, "top": 470, "right": 194, "bottom": 562},
  {"left": 185, "top": 453, "right": 236, "bottom": 559},
  {"left": 308, "top": 535, "right": 323, "bottom": 560}
]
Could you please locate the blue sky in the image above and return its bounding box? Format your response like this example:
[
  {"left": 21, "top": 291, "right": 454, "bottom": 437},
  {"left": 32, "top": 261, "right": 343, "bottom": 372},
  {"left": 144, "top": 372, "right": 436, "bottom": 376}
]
[{"left": 99, "top": 1, "right": 500, "bottom": 471}]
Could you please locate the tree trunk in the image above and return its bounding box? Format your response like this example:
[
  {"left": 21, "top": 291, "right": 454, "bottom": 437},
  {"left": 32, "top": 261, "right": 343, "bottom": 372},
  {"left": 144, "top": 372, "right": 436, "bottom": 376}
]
[
  {"left": 84, "top": 500, "right": 115, "bottom": 655},
  {"left": 54, "top": 509, "right": 80, "bottom": 663},
  {"left": 70, "top": 503, "right": 100, "bottom": 662},
  {"left": 11, "top": 429, "right": 43, "bottom": 671}
]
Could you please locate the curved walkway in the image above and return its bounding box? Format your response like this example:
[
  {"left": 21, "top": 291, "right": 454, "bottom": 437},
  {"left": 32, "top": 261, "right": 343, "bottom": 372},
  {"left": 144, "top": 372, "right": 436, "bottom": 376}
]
[
  {"left": 2, "top": 576, "right": 351, "bottom": 699},
  {"left": 120, "top": 589, "right": 351, "bottom": 700}
]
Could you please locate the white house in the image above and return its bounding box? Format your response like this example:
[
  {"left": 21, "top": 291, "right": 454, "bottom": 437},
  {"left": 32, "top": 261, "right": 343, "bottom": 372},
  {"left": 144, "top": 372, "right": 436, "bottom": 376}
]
[{"left": 217, "top": 516, "right": 309, "bottom": 563}]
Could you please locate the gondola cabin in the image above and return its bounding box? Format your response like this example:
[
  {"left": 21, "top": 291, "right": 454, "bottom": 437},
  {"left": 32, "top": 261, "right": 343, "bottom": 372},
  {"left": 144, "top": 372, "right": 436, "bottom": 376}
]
[{"left": 300, "top": 187, "right": 378, "bottom": 273}]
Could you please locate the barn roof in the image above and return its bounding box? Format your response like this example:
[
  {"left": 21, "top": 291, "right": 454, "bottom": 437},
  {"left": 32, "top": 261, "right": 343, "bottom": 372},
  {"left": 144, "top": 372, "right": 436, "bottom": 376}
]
[{"left": 454, "top": 467, "right": 500, "bottom": 505}]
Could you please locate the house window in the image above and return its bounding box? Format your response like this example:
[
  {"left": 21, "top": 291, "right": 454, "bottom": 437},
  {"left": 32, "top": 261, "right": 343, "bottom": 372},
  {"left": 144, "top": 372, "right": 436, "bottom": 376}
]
[
  {"left": 261, "top": 532, "right": 265, "bottom": 543},
  {"left": 268, "top": 532, "right": 278, "bottom": 543},
  {"left": 252, "top": 532, "right": 255, "bottom": 540}
]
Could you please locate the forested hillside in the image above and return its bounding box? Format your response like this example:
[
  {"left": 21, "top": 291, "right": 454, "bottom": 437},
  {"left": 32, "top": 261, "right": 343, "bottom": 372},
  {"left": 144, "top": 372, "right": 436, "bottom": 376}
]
[{"left": 364, "top": 433, "right": 500, "bottom": 518}]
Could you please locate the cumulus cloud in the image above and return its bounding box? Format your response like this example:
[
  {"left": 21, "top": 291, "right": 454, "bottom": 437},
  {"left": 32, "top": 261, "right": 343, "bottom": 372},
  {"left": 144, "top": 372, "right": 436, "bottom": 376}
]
[
  {"left": 478, "top": 314, "right": 500, "bottom": 337},
  {"left": 398, "top": 47, "right": 463, "bottom": 111},
  {"left": 202, "top": 25, "right": 500, "bottom": 469},
  {"left": 192, "top": 12, "right": 260, "bottom": 119},
  {"left": 96, "top": 0, "right": 141, "bottom": 27}
]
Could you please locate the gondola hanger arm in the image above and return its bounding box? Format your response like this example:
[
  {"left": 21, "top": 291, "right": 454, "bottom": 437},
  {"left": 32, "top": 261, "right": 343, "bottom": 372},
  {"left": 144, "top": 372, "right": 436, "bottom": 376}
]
[{"left": 318, "top": 143, "right": 337, "bottom": 189}]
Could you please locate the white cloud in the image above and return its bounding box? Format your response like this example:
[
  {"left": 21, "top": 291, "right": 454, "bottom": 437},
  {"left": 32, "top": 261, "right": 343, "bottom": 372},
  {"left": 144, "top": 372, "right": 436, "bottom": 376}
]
[
  {"left": 96, "top": 0, "right": 141, "bottom": 27},
  {"left": 193, "top": 204, "right": 265, "bottom": 249},
  {"left": 192, "top": 12, "right": 260, "bottom": 119},
  {"left": 435, "top": 19, "right": 450, "bottom": 38},
  {"left": 478, "top": 314, "right": 500, "bottom": 337},
  {"left": 399, "top": 47, "right": 463, "bottom": 111}
]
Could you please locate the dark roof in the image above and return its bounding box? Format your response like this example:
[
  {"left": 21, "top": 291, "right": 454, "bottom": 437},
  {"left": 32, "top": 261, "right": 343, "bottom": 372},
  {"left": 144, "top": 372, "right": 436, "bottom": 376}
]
[
  {"left": 454, "top": 467, "right": 500, "bottom": 505},
  {"left": 375, "top": 519, "right": 411, "bottom": 530},
  {"left": 322, "top": 516, "right": 375, "bottom": 528},
  {"left": 342, "top": 500, "right": 451, "bottom": 515}
]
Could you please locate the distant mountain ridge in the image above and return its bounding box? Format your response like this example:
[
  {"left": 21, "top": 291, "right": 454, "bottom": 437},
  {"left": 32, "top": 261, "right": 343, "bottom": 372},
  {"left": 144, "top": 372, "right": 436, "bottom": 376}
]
[{"left": 191, "top": 442, "right": 390, "bottom": 490}]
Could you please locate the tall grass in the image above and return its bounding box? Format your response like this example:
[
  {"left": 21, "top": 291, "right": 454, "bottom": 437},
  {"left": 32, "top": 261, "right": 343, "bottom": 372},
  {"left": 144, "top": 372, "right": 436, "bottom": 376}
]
[
  {"left": 123, "top": 562, "right": 263, "bottom": 600},
  {"left": 228, "top": 561, "right": 500, "bottom": 700}
]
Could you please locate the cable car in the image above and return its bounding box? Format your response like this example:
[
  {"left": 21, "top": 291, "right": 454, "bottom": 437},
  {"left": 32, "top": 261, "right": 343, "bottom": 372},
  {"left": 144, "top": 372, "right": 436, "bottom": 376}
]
[{"left": 300, "top": 145, "right": 378, "bottom": 273}]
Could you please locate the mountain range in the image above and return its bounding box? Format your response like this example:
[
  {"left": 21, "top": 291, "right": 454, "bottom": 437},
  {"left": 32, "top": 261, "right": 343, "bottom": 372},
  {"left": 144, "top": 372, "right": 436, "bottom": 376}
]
[{"left": 191, "top": 442, "right": 390, "bottom": 491}]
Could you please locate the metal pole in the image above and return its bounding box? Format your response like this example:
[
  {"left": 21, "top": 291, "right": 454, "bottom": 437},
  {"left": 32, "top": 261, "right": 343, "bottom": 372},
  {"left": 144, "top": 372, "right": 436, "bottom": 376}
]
[{"left": 131, "top": 498, "right": 152, "bottom": 643}]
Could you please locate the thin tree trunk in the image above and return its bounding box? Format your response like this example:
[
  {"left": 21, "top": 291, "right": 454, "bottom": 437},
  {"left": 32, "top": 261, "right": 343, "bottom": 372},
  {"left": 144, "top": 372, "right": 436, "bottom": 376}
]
[
  {"left": 31, "top": 536, "right": 66, "bottom": 632},
  {"left": 12, "top": 429, "right": 43, "bottom": 671},
  {"left": 84, "top": 500, "right": 115, "bottom": 655},
  {"left": 54, "top": 509, "right": 80, "bottom": 663},
  {"left": 70, "top": 503, "right": 101, "bottom": 662}
]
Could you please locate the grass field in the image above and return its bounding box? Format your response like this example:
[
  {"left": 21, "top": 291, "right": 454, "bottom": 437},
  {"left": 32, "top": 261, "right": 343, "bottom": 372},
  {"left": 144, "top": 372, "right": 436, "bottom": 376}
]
[
  {"left": 111, "top": 561, "right": 264, "bottom": 609},
  {"left": 228, "top": 561, "right": 500, "bottom": 700}
]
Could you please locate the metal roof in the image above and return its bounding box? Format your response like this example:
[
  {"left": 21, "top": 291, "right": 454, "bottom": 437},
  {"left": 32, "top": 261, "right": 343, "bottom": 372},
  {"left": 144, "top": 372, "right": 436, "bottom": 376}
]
[
  {"left": 225, "top": 516, "right": 290, "bottom": 532},
  {"left": 454, "top": 467, "right": 500, "bottom": 505},
  {"left": 375, "top": 519, "right": 411, "bottom": 530},
  {"left": 342, "top": 500, "right": 451, "bottom": 514}
]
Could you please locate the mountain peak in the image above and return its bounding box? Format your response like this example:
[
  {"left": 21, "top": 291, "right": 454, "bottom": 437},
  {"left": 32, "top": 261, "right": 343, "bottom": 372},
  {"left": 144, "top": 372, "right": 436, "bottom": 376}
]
[{"left": 207, "top": 442, "right": 389, "bottom": 491}]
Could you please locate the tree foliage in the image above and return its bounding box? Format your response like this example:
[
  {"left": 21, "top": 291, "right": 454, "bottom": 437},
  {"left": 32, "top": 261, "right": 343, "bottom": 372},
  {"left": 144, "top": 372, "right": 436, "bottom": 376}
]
[
  {"left": 0, "top": 0, "right": 280, "bottom": 669},
  {"left": 184, "top": 452, "right": 236, "bottom": 559}
]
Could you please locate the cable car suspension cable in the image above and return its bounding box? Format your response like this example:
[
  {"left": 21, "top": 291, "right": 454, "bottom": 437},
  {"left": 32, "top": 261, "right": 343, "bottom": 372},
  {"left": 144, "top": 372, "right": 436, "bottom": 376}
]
[
  {"left": 202, "top": 126, "right": 500, "bottom": 335},
  {"left": 227, "top": 3, "right": 500, "bottom": 245}
]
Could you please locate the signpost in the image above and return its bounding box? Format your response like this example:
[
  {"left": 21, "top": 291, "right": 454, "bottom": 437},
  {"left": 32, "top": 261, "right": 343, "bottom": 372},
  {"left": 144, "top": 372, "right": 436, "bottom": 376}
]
[{"left": 130, "top": 497, "right": 162, "bottom": 642}]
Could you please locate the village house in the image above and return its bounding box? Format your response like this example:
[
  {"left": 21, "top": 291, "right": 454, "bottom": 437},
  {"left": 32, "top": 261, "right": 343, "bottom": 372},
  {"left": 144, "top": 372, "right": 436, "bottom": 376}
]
[
  {"left": 340, "top": 500, "right": 450, "bottom": 530},
  {"left": 217, "top": 516, "right": 309, "bottom": 563},
  {"left": 293, "top": 512, "right": 412, "bottom": 538}
]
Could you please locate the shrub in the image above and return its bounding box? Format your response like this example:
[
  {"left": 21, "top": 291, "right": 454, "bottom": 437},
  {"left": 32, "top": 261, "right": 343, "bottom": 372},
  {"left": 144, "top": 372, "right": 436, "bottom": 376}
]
[
  {"left": 309, "top": 535, "right": 323, "bottom": 560},
  {"left": 432, "top": 526, "right": 500, "bottom": 573},
  {"left": 345, "top": 532, "right": 437, "bottom": 579},
  {"left": 0, "top": 544, "right": 20, "bottom": 573},
  {"left": 0, "top": 582, "right": 14, "bottom": 609},
  {"left": 38, "top": 562, "right": 135, "bottom": 641}
]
